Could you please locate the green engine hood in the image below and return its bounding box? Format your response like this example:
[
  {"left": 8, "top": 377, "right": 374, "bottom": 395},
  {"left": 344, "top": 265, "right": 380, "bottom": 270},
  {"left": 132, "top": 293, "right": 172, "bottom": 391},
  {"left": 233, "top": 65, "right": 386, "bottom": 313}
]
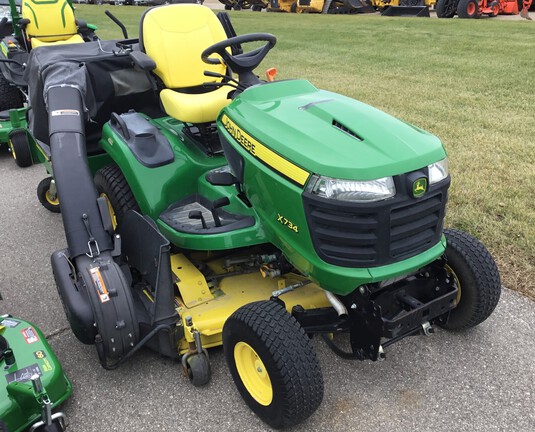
[{"left": 224, "top": 80, "right": 446, "bottom": 181}]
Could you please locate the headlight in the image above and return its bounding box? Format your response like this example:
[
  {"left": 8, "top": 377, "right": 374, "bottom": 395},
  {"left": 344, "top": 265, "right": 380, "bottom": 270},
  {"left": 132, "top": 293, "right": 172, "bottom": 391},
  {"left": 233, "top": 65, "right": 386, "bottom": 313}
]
[
  {"left": 306, "top": 175, "right": 396, "bottom": 202},
  {"left": 428, "top": 158, "right": 448, "bottom": 184}
]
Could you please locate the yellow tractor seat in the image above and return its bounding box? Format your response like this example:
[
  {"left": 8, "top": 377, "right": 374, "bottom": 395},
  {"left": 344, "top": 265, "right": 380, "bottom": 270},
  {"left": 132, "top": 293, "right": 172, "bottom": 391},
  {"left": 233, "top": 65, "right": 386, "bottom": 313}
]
[
  {"left": 160, "top": 86, "right": 231, "bottom": 125},
  {"left": 30, "top": 34, "right": 84, "bottom": 49},
  {"left": 140, "top": 4, "right": 232, "bottom": 124},
  {"left": 22, "top": 0, "right": 83, "bottom": 49}
]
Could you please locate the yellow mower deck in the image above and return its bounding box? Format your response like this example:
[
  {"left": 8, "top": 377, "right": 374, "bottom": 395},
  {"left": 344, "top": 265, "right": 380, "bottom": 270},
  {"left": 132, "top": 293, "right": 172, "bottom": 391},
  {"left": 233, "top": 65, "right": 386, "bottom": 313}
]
[{"left": 169, "top": 253, "right": 331, "bottom": 354}]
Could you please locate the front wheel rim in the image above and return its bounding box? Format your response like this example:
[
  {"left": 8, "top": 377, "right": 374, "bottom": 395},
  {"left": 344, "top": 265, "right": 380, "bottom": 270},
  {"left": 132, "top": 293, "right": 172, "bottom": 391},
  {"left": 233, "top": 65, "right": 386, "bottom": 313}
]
[
  {"left": 445, "top": 264, "right": 462, "bottom": 304},
  {"left": 8, "top": 139, "right": 16, "bottom": 160},
  {"left": 45, "top": 190, "right": 59, "bottom": 206},
  {"left": 467, "top": 2, "right": 476, "bottom": 14},
  {"left": 234, "top": 342, "right": 273, "bottom": 406}
]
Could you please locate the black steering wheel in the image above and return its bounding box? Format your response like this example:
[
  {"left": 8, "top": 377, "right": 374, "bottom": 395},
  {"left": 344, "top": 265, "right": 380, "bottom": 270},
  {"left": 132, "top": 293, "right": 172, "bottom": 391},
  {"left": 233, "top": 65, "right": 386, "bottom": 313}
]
[{"left": 201, "top": 33, "right": 277, "bottom": 74}]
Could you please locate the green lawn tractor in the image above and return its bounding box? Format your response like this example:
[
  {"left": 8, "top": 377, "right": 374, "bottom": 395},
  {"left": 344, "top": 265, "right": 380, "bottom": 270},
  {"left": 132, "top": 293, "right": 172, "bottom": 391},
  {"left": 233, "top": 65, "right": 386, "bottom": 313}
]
[
  {"left": 31, "top": 4, "right": 501, "bottom": 429},
  {"left": 0, "top": 308, "right": 72, "bottom": 431},
  {"left": 0, "top": 0, "right": 97, "bottom": 168}
]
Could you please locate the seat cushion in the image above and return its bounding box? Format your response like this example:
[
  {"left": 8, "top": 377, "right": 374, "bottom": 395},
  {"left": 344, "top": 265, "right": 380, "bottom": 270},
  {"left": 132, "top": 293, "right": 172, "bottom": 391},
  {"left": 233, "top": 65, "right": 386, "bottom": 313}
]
[
  {"left": 160, "top": 86, "right": 231, "bottom": 124},
  {"left": 31, "top": 34, "right": 84, "bottom": 49}
]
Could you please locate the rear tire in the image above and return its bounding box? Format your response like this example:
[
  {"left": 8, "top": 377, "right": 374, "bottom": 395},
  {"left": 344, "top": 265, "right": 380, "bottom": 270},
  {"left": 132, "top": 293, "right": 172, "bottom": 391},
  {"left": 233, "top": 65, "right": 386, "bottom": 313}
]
[
  {"left": 94, "top": 164, "right": 139, "bottom": 229},
  {"left": 8, "top": 129, "right": 32, "bottom": 168},
  {"left": 436, "top": 0, "right": 458, "bottom": 17},
  {"left": 441, "top": 229, "right": 501, "bottom": 331},
  {"left": 37, "top": 177, "right": 61, "bottom": 213},
  {"left": 457, "top": 0, "right": 479, "bottom": 18},
  {"left": 223, "top": 301, "right": 323, "bottom": 429},
  {"left": 0, "top": 74, "right": 23, "bottom": 112}
]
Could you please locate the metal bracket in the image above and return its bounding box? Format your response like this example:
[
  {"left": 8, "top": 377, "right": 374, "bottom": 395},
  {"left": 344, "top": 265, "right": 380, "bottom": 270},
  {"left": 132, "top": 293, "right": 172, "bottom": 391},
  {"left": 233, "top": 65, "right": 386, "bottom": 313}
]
[
  {"left": 29, "top": 412, "right": 66, "bottom": 432},
  {"left": 421, "top": 321, "right": 435, "bottom": 336}
]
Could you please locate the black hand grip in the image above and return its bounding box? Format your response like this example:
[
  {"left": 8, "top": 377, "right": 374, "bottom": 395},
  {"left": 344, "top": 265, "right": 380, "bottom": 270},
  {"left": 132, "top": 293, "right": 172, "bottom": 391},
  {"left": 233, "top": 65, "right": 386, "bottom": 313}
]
[{"left": 110, "top": 112, "right": 130, "bottom": 140}]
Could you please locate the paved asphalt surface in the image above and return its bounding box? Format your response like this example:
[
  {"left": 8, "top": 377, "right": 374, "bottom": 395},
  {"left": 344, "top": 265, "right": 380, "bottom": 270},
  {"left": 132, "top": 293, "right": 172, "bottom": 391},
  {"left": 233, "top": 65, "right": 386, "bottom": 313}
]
[{"left": 1, "top": 147, "right": 534, "bottom": 432}]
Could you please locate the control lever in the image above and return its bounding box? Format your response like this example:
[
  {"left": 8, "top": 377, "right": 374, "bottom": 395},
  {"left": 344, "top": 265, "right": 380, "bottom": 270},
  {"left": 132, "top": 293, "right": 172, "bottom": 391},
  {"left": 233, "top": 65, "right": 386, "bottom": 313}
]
[
  {"left": 189, "top": 210, "right": 207, "bottom": 229},
  {"left": 204, "top": 70, "right": 244, "bottom": 91},
  {"left": 210, "top": 197, "right": 230, "bottom": 227}
]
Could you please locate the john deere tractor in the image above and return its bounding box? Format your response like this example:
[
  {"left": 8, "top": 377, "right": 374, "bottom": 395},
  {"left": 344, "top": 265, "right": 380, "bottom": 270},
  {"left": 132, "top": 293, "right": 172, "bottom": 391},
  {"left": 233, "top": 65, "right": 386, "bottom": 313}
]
[{"left": 26, "top": 4, "right": 501, "bottom": 429}]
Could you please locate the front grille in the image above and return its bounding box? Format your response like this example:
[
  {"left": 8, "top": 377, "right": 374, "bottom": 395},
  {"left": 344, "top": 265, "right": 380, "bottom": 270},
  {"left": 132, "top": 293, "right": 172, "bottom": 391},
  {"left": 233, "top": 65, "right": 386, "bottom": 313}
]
[{"left": 303, "top": 174, "right": 449, "bottom": 268}]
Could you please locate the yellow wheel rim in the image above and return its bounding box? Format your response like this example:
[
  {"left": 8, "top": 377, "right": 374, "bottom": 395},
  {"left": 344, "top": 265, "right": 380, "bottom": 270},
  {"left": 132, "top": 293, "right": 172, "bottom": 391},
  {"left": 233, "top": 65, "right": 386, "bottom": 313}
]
[
  {"left": 8, "top": 139, "right": 16, "bottom": 160},
  {"left": 45, "top": 190, "right": 59, "bottom": 206},
  {"left": 445, "top": 264, "right": 462, "bottom": 304},
  {"left": 234, "top": 342, "right": 273, "bottom": 406},
  {"left": 100, "top": 193, "right": 117, "bottom": 230}
]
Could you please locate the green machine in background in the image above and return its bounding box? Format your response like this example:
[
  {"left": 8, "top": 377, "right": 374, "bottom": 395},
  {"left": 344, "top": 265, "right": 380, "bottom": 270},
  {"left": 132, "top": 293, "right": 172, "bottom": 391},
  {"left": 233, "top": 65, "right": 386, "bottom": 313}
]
[
  {"left": 0, "top": 309, "right": 72, "bottom": 432},
  {"left": 0, "top": 0, "right": 97, "bottom": 168}
]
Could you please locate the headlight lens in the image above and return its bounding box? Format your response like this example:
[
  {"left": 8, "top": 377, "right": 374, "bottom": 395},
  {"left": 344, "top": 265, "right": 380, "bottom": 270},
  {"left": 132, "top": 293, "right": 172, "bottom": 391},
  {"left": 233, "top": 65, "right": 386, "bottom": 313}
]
[
  {"left": 428, "top": 158, "right": 448, "bottom": 184},
  {"left": 306, "top": 175, "right": 396, "bottom": 202}
]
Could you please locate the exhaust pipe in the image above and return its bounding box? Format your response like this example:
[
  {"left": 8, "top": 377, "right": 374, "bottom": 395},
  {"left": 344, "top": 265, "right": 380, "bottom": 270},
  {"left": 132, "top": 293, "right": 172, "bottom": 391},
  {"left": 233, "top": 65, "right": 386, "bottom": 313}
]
[{"left": 324, "top": 291, "right": 348, "bottom": 316}]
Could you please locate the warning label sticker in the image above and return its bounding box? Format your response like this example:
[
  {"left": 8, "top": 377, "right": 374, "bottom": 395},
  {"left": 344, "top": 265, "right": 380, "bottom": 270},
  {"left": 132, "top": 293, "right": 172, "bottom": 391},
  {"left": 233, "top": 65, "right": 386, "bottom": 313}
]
[
  {"left": 0, "top": 318, "right": 20, "bottom": 328},
  {"left": 21, "top": 327, "right": 39, "bottom": 344},
  {"left": 6, "top": 363, "right": 42, "bottom": 384},
  {"left": 90, "top": 267, "right": 110, "bottom": 303}
]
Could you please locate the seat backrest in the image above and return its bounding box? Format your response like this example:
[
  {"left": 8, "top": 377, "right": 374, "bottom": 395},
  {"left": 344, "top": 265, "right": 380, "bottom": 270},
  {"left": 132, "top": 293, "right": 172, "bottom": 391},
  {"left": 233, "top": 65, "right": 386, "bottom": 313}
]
[
  {"left": 22, "top": 0, "right": 78, "bottom": 43},
  {"left": 140, "top": 4, "right": 228, "bottom": 89}
]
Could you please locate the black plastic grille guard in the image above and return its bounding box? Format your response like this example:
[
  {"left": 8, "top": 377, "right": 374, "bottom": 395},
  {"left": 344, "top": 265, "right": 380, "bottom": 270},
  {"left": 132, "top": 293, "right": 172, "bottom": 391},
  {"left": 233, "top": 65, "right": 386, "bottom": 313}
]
[{"left": 303, "top": 174, "right": 450, "bottom": 268}]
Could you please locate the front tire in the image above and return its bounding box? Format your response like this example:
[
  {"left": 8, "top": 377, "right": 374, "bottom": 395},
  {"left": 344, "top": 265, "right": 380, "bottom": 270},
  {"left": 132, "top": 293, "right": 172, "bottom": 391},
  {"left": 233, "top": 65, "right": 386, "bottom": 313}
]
[
  {"left": 223, "top": 301, "right": 323, "bottom": 429},
  {"left": 441, "top": 229, "right": 501, "bottom": 331},
  {"left": 185, "top": 352, "right": 211, "bottom": 387},
  {"left": 37, "top": 177, "right": 61, "bottom": 213},
  {"left": 457, "top": 0, "right": 479, "bottom": 18}
]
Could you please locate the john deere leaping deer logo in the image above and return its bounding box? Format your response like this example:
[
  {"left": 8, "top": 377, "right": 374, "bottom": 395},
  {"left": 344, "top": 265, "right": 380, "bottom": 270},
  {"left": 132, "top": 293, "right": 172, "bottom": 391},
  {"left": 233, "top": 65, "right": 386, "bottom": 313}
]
[{"left": 412, "top": 178, "right": 427, "bottom": 198}]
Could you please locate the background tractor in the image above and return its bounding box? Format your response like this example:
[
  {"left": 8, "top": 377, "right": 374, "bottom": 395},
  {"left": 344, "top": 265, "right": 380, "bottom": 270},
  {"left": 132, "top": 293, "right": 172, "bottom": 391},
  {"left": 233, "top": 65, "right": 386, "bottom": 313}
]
[
  {"left": 267, "top": 0, "right": 374, "bottom": 13},
  {"left": 436, "top": 0, "right": 532, "bottom": 18}
]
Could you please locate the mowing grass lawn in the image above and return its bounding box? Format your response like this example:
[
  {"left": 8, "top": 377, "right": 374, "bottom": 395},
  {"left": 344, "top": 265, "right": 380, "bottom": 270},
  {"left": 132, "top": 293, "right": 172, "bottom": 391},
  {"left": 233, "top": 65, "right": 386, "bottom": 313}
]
[{"left": 77, "top": 5, "right": 534, "bottom": 299}]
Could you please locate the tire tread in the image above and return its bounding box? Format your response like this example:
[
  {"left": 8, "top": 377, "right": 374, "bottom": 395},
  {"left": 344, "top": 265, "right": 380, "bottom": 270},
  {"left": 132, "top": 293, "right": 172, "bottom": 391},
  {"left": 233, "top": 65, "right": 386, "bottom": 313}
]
[
  {"left": 443, "top": 229, "right": 501, "bottom": 330},
  {"left": 94, "top": 164, "right": 139, "bottom": 225},
  {"left": 224, "top": 301, "right": 323, "bottom": 429}
]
